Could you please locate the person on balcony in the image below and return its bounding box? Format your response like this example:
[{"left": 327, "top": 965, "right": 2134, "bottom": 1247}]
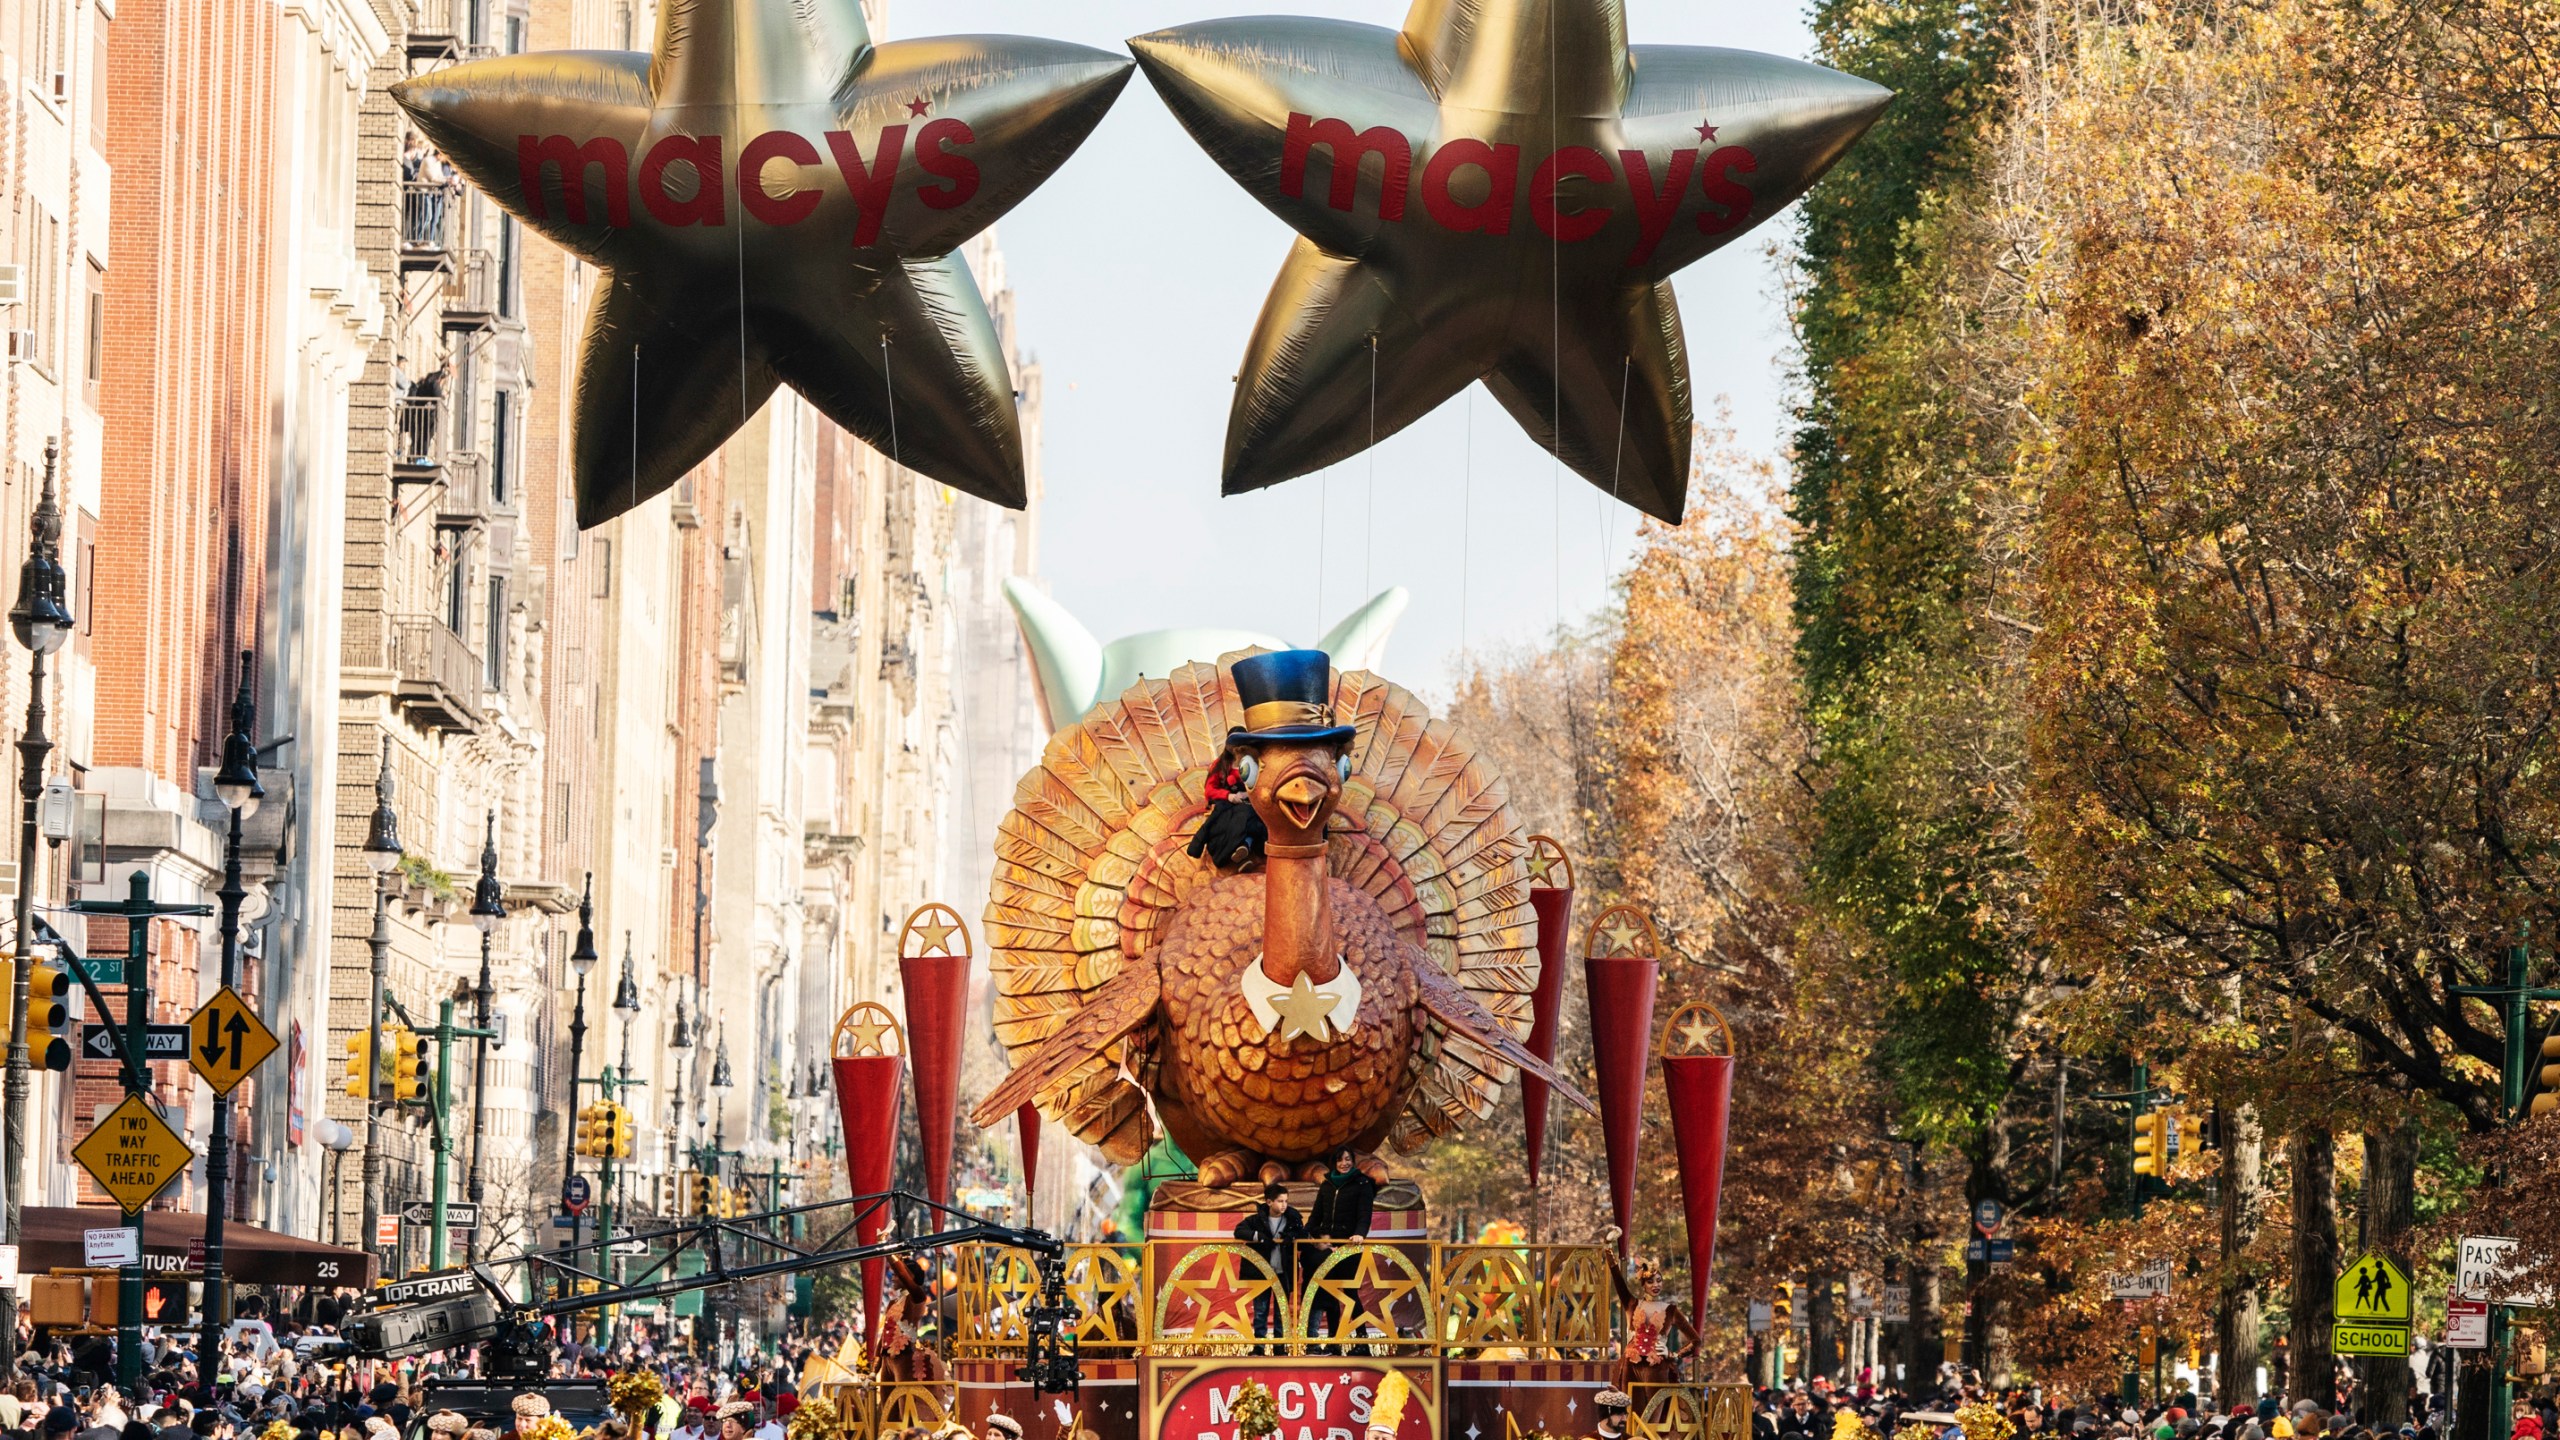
[
  {"left": 1233, "top": 1182, "right": 1307, "bottom": 1350},
  {"left": 1304, "top": 1147, "right": 1377, "bottom": 1349}
]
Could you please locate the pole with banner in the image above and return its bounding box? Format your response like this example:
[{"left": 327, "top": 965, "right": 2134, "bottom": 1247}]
[
  {"left": 1520, "top": 836, "right": 1574, "bottom": 1230},
  {"left": 1658, "top": 1000, "right": 1736, "bottom": 1324},
  {"left": 829, "top": 1001, "right": 906, "bottom": 1353},
  {"left": 895, "top": 904, "right": 970, "bottom": 1209},
  {"left": 66, "top": 872, "right": 208, "bottom": 1394},
  {"left": 1582, "top": 904, "right": 1662, "bottom": 1257}
]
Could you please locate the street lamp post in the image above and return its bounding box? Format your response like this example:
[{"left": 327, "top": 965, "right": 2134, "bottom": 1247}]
[
  {"left": 668, "top": 991, "right": 694, "bottom": 1178},
  {"left": 358, "top": 741, "right": 403, "bottom": 1264},
  {"left": 0, "top": 441, "right": 68, "bottom": 1374},
  {"left": 467, "top": 811, "right": 505, "bottom": 1260},
  {"left": 608, "top": 932, "right": 641, "bottom": 1324},
  {"left": 562, "top": 874, "right": 598, "bottom": 1287},
  {"left": 199, "top": 649, "right": 264, "bottom": 1386},
  {"left": 707, "top": 1027, "right": 734, "bottom": 1357}
]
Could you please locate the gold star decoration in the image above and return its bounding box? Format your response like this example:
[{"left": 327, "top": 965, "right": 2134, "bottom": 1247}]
[
  {"left": 1599, "top": 919, "right": 1646, "bottom": 958},
  {"left": 1523, "top": 850, "right": 1557, "bottom": 884},
  {"left": 910, "top": 913, "right": 961, "bottom": 956},
  {"left": 1131, "top": 1, "right": 1890, "bottom": 522},
  {"left": 837, "top": 1002, "right": 900, "bottom": 1056},
  {"left": 1269, "top": 973, "right": 1342, "bottom": 1043},
  {"left": 391, "top": 0, "right": 1131, "bottom": 527},
  {"left": 1679, "top": 1016, "right": 1720, "bottom": 1053}
]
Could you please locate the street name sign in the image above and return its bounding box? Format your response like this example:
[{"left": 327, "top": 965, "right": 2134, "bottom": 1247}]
[
  {"left": 2333, "top": 1251, "right": 2411, "bottom": 1357},
  {"left": 81, "top": 1227, "right": 136, "bottom": 1268},
  {"left": 400, "top": 1202, "right": 478, "bottom": 1230},
  {"left": 79, "top": 1025, "right": 188, "bottom": 1064},
  {"left": 187, "top": 986, "right": 278, "bottom": 1095},
  {"left": 71, "top": 1095, "right": 193, "bottom": 1213}
]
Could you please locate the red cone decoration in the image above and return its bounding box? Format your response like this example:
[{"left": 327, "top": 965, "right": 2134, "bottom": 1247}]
[
  {"left": 1521, "top": 837, "right": 1577, "bottom": 1187},
  {"left": 1660, "top": 1002, "right": 1737, "bottom": 1321},
  {"left": 897, "top": 903, "right": 974, "bottom": 1209},
  {"left": 830, "top": 1002, "right": 906, "bottom": 1350},
  {"left": 1583, "top": 905, "right": 1662, "bottom": 1257}
]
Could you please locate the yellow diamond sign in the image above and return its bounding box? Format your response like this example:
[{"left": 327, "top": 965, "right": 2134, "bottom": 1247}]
[
  {"left": 2336, "top": 1251, "right": 2412, "bottom": 1325},
  {"left": 186, "top": 985, "right": 278, "bottom": 1095},
  {"left": 72, "top": 1095, "right": 193, "bottom": 1214}
]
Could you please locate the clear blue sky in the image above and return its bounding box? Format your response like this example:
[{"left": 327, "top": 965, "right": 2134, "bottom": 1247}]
[{"left": 923, "top": 0, "right": 1822, "bottom": 694}]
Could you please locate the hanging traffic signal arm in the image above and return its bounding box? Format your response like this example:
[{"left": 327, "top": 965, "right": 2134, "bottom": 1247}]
[{"left": 2530, "top": 1018, "right": 2560, "bottom": 1119}]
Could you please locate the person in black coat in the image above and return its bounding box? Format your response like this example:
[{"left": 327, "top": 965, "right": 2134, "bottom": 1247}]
[
  {"left": 1303, "top": 1148, "right": 1379, "bottom": 1347},
  {"left": 1233, "top": 1183, "right": 1307, "bottom": 1348}
]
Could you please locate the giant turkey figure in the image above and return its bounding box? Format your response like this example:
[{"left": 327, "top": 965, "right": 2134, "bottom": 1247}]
[{"left": 972, "top": 649, "right": 1593, "bottom": 1187}]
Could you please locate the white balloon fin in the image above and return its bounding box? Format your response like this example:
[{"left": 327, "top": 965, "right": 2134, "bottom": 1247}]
[
  {"left": 1317, "top": 587, "right": 1410, "bottom": 672},
  {"left": 1004, "top": 577, "right": 1104, "bottom": 732}
]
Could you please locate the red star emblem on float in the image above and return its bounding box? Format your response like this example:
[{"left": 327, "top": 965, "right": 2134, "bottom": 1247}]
[
  {"left": 393, "top": 0, "right": 1130, "bottom": 527},
  {"left": 1131, "top": 1, "right": 1890, "bottom": 521}
]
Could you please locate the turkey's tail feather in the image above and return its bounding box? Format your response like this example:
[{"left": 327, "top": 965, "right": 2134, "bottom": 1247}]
[
  {"left": 969, "top": 964, "right": 1163, "bottom": 1127},
  {"left": 1414, "top": 956, "right": 1596, "bottom": 1116}
]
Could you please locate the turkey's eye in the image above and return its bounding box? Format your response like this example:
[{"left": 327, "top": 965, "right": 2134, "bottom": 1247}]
[
  {"left": 1237, "top": 754, "right": 1260, "bottom": 786},
  {"left": 1336, "top": 752, "right": 1353, "bottom": 780}
]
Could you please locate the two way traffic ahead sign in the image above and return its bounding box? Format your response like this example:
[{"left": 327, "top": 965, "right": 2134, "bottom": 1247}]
[
  {"left": 2334, "top": 1251, "right": 2413, "bottom": 1357},
  {"left": 70, "top": 1095, "right": 192, "bottom": 1214}
]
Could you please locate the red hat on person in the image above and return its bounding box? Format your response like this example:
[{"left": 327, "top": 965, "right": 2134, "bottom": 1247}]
[
  {"left": 775, "top": 1398, "right": 799, "bottom": 1419},
  {"left": 687, "top": 1399, "right": 714, "bottom": 1414}
]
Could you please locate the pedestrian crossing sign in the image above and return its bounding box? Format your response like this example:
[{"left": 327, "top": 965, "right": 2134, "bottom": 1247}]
[{"left": 2335, "top": 1252, "right": 2412, "bottom": 1324}]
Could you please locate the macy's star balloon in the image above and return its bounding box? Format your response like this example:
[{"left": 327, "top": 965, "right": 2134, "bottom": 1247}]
[
  {"left": 394, "top": 0, "right": 1130, "bottom": 528},
  {"left": 1132, "top": 0, "right": 1891, "bottom": 523}
]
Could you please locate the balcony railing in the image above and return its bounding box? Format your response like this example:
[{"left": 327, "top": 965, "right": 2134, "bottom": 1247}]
[
  {"left": 442, "top": 248, "right": 499, "bottom": 331},
  {"left": 399, "top": 180, "right": 454, "bottom": 268},
  {"left": 407, "top": 0, "right": 459, "bottom": 60},
  {"left": 390, "top": 616, "right": 483, "bottom": 732},
  {"left": 392, "top": 394, "right": 444, "bottom": 480},
  {"left": 435, "top": 452, "right": 489, "bottom": 527}
]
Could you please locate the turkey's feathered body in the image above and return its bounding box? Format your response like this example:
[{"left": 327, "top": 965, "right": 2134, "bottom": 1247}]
[{"left": 1152, "top": 873, "right": 1426, "bottom": 1163}]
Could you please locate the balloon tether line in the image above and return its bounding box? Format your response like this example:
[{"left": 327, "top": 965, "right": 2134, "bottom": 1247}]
[
  {"left": 1605, "top": 353, "right": 1630, "bottom": 571},
  {"left": 880, "top": 334, "right": 903, "bottom": 470},
  {"left": 1365, "top": 332, "right": 1378, "bottom": 600}
]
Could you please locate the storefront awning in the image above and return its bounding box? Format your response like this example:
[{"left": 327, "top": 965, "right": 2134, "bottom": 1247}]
[{"left": 17, "top": 1207, "right": 374, "bottom": 1287}]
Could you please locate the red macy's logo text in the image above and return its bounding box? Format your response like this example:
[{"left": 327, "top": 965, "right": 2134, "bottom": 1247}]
[
  {"left": 516, "top": 123, "right": 979, "bottom": 244},
  {"left": 1281, "top": 112, "right": 1757, "bottom": 265}
]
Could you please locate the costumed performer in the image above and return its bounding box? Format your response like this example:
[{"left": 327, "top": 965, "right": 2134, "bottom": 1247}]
[
  {"left": 1594, "top": 1392, "right": 1633, "bottom": 1440},
  {"left": 1606, "top": 1234, "right": 1699, "bottom": 1387},
  {"left": 1187, "top": 746, "right": 1266, "bottom": 871}
]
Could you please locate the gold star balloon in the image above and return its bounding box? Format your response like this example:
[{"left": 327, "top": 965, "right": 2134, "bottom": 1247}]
[
  {"left": 1131, "top": 0, "right": 1892, "bottom": 522},
  {"left": 394, "top": 0, "right": 1132, "bottom": 528}
]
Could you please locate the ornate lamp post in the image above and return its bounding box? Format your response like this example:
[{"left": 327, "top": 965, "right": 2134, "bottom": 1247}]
[
  {"left": 607, "top": 934, "right": 642, "bottom": 1310},
  {"left": 200, "top": 649, "right": 264, "bottom": 1386},
  {"left": 561, "top": 875, "right": 598, "bottom": 1277},
  {"left": 0, "top": 441, "right": 69, "bottom": 1374},
  {"left": 357, "top": 742, "right": 402, "bottom": 1268},
  {"left": 466, "top": 812, "right": 505, "bottom": 1259},
  {"left": 667, "top": 991, "right": 694, "bottom": 1171},
  {"left": 708, "top": 1020, "right": 734, "bottom": 1172}
]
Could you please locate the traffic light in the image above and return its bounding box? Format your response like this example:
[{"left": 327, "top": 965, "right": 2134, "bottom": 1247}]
[
  {"left": 2133, "top": 1110, "right": 2170, "bottom": 1178},
  {"left": 686, "top": 1170, "right": 715, "bottom": 1215},
  {"left": 574, "top": 1102, "right": 609, "bottom": 1158},
  {"left": 390, "top": 1027, "right": 428, "bottom": 1102},
  {"left": 22, "top": 959, "right": 68, "bottom": 1070},
  {"left": 1772, "top": 1282, "right": 1793, "bottom": 1331},
  {"left": 344, "top": 1027, "right": 373, "bottom": 1098},
  {"left": 138, "top": 1278, "right": 191, "bottom": 1326},
  {"left": 609, "top": 1103, "right": 636, "bottom": 1160}
]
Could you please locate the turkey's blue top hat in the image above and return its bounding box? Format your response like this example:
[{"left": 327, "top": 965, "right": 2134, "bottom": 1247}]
[{"left": 1228, "top": 649, "right": 1356, "bottom": 747}]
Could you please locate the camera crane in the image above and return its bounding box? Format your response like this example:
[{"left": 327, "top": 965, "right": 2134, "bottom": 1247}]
[{"left": 333, "top": 1190, "right": 1081, "bottom": 1395}]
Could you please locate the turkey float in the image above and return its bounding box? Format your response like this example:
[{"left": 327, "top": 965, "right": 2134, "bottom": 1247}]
[{"left": 972, "top": 648, "right": 1592, "bottom": 1187}]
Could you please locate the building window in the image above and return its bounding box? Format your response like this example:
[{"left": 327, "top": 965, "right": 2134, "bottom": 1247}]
[
  {"left": 86, "top": 9, "right": 107, "bottom": 154},
  {"left": 485, "top": 577, "right": 508, "bottom": 690},
  {"left": 491, "top": 388, "right": 513, "bottom": 505},
  {"left": 498, "top": 216, "right": 518, "bottom": 318},
  {"left": 82, "top": 260, "right": 102, "bottom": 403},
  {"left": 444, "top": 532, "right": 471, "bottom": 634},
  {"left": 592, "top": 537, "right": 613, "bottom": 598}
]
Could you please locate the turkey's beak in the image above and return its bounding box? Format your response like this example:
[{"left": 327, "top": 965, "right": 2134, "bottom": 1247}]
[{"left": 1275, "top": 775, "right": 1325, "bottom": 831}]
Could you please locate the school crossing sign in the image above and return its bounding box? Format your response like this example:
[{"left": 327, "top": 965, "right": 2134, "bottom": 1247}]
[{"left": 2333, "top": 1251, "right": 2412, "bottom": 1357}]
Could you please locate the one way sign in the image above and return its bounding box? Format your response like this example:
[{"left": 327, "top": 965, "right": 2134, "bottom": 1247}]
[
  {"left": 400, "top": 1202, "right": 478, "bottom": 1231},
  {"left": 79, "top": 1024, "right": 189, "bottom": 1063}
]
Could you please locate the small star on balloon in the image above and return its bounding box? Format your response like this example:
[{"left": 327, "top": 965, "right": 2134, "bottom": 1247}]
[
  {"left": 1270, "top": 974, "right": 1341, "bottom": 1043},
  {"left": 907, "top": 95, "right": 931, "bottom": 117},
  {"left": 1599, "top": 919, "right": 1646, "bottom": 957},
  {"left": 1696, "top": 119, "right": 1720, "bottom": 141}
]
